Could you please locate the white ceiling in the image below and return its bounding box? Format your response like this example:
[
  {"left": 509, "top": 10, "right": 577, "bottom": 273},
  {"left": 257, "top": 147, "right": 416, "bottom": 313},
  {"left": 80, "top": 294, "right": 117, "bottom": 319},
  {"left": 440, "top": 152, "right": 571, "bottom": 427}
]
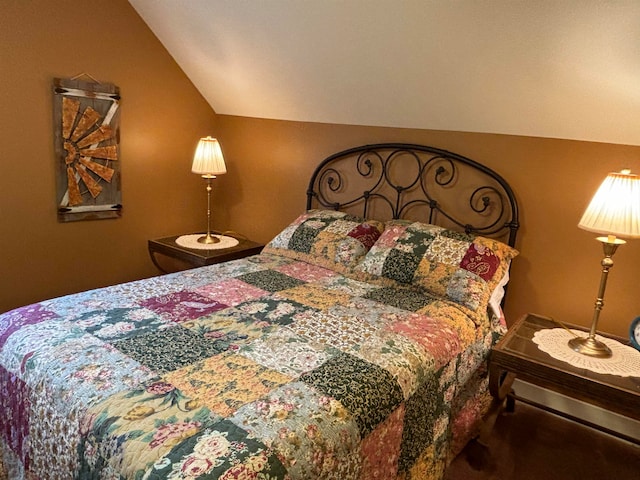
[{"left": 129, "top": 0, "right": 640, "bottom": 146}]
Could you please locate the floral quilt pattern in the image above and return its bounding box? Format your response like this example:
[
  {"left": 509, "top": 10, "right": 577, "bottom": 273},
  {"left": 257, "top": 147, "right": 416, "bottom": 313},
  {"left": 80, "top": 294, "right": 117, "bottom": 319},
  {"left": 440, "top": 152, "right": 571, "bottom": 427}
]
[{"left": 0, "top": 253, "right": 503, "bottom": 480}]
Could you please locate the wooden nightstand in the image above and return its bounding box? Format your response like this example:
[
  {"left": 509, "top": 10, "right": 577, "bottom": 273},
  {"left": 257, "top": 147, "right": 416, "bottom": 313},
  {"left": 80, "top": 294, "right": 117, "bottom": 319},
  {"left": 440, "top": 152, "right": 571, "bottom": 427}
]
[
  {"left": 488, "top": 313, "right": 640, "bottom": 444},
  {"left": 148, "top": 233, "right": 264, "bottom": 273}
]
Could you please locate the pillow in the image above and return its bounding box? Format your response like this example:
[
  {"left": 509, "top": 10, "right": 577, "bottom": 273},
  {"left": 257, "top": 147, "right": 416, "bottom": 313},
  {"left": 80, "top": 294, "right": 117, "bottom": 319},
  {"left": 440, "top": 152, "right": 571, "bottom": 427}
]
[
  {"left": 489, "top": 268, "right": 510, "bottom": 318},
  {"left": 356, "top": 220, "right": 518, "bottom": 319},
  {"left": 263, "top": 209, "right": 384, "bottom": 273}
]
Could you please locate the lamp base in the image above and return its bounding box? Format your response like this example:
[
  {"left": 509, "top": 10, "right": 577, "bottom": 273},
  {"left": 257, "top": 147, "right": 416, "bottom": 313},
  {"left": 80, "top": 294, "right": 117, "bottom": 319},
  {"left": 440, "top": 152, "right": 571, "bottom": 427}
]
[
  {"left": 568, "top": 336, "right": 612, "bottom": 358},
  {"left": 197, "top": 233, "right": 220, "bottom": 244}
]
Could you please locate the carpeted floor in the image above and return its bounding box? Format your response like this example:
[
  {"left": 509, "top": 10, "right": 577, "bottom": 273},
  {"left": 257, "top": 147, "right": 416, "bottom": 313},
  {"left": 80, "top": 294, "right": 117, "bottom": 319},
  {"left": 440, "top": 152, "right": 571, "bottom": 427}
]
[{"left": 444, "top": 402, "right": 640, "bottom": 480}]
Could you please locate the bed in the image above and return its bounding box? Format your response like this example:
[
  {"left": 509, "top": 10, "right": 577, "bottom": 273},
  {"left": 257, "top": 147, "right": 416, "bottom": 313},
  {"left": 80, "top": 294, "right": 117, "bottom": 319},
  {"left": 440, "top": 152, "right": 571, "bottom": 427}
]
[{"left": 0, "top": 143, "right": 519, "bottom": 480}]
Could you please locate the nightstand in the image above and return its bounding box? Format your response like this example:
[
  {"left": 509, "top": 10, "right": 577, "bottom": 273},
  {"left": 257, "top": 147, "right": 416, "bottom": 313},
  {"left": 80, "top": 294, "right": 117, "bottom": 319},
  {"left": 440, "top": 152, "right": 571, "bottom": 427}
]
[
  {"left": 488, "top": 313, "right": 640, "bottom": 444},
  {"left": 148, "top": 233, "right": 264, "bottom": 273}
]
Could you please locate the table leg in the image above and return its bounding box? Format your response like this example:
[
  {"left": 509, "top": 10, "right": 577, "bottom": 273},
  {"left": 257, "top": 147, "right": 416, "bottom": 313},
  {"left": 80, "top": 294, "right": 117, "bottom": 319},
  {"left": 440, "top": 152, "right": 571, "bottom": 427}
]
[
  {"left": 489, "top": 363, "right": 516, "bottom": 401},
  {"left": 477, "top": 364, "right": 517, "bottom": 448}
]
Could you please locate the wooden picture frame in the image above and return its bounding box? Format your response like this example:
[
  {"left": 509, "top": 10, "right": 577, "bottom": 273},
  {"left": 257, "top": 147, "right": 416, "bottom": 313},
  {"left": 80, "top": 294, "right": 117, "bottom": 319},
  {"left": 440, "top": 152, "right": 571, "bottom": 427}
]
[{"left": 53, "top": 77, "right": 122, "bottom": 222}]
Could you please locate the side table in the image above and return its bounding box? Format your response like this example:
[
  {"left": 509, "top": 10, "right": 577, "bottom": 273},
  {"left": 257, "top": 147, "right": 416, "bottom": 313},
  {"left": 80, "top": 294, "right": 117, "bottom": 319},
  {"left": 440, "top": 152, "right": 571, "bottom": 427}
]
[
  {"left": 488, "top": 313, "right": 640, "bottom": 444},
  {"left": 148, "top": 233, "right": 264, "bottom": 273}
]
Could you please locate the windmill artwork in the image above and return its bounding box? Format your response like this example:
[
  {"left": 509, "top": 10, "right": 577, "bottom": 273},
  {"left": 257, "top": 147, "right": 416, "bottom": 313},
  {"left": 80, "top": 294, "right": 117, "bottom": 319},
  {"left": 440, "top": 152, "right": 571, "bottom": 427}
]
[{"left": 53, "top": 76, "right": 122, "bottom": 222}]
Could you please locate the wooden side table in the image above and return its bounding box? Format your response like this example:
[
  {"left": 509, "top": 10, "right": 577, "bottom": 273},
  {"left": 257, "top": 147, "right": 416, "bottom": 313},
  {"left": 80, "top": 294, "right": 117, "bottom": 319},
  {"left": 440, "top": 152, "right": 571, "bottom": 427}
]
[
  {"left": 488, "top": 313, "right": 640, "bottom": 444},
  {"left": 148, "top": 234, "right": 264, "bottom": 273}
]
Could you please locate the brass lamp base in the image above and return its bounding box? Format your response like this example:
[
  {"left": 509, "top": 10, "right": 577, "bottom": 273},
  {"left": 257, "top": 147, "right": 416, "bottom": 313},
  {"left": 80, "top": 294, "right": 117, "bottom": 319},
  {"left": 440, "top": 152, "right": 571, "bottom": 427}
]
[
  {"left": 568, "top": 335, "right": 612, "bottom": 358},
  {"left": 197, "top": 233, "right": 220, "bottom": 244},
  {"left": 567, "top": 236, "right": 622, "bottom": 359},
  {"left": 196, "top": 175, "right": 221, "bottom": 245}
]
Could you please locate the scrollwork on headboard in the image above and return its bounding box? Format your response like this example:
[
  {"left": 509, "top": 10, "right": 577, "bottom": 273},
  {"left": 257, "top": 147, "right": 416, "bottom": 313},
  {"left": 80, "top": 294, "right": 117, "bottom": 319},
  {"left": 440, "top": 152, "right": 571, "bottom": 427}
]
[{"left": 306, "top": 143, "right": 519, "bottom": 247}]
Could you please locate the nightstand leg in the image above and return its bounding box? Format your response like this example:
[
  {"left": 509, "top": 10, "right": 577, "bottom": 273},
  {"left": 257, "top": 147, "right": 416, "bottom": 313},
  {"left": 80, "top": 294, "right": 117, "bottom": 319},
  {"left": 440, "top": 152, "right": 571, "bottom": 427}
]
[
  {"left": 488, "top": 364, "right": 516, "bottom": 401},
  {"left": 506, "top": 391, "right": 516, "bottom": 413},
  {"left": 478, "top": 365, "right": 517, "bottom": 448}
]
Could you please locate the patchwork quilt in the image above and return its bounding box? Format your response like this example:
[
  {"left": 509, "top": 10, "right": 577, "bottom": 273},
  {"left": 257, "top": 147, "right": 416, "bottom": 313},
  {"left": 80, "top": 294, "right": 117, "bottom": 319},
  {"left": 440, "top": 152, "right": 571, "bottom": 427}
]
[
  {"left": 0, "top": 253, "right": 504, "bottom": 480},
  {"left": 1, "top": 207, "right": 519, "bottom": 480}
]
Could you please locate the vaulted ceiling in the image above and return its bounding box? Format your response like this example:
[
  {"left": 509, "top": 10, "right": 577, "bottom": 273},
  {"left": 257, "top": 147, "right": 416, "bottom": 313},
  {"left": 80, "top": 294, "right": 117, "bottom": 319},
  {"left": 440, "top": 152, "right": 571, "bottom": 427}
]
[{"left": 129, "top": 1, "right": 640, "bottom": 146}]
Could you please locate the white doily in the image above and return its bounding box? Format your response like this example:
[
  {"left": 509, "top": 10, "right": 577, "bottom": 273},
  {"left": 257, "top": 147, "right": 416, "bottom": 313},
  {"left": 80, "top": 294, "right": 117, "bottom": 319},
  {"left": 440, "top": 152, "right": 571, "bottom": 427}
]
[
  {"left": 532, "top": 328, "right": 640, "bottom": 377},
  {"left": 175, "top": 234, "right": 239, "bottom": 250}
]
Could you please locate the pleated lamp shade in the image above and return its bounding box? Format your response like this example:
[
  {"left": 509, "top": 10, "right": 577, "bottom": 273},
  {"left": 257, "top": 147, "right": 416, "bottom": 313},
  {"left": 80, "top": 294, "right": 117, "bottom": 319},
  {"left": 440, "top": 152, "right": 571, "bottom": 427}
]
[
  {"left": 578, "top": 169, "right": 640, "bottom": 239},
  {"left": 191, "top": 136, "right": 227, "bottom": 176}
]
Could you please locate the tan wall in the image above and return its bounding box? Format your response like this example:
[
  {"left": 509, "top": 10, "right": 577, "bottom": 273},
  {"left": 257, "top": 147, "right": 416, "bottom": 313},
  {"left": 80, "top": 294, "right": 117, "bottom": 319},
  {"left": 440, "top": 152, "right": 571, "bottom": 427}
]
[
  {"left": 2, "top": 1, "right": 639, "bottom": 339},
  {"left": 215, "top": 116, "right": 640, "bottom": 337},
  {"left": 1, "top": 0, "right": 218, "bottom": 311}
]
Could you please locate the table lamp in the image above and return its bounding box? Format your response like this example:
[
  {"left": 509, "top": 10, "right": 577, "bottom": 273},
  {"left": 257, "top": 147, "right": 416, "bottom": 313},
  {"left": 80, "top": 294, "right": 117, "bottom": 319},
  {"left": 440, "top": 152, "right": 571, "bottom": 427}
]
[
  {"left": 191, "top": 136, "right": 227, "bottom": 244},
  {"left": 570, "top": 169, "right": 640, "bottom": 357}
]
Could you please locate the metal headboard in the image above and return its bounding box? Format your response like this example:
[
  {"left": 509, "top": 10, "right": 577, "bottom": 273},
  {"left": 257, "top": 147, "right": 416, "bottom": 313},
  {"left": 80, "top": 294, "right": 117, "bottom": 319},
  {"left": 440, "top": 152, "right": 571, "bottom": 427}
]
[{"left": 306, "top": 143, "right": 519, "bottom": 247}]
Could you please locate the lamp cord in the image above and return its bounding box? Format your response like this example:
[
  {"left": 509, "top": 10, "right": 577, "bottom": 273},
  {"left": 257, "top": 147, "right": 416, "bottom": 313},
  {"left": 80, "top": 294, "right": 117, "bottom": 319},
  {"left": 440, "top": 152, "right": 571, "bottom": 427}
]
[
  {"left": 208, "top": 229, "right": 249, "bottom": 241},
  {"left": 548, "top": 317, "right": 579, "bottom": 338}
]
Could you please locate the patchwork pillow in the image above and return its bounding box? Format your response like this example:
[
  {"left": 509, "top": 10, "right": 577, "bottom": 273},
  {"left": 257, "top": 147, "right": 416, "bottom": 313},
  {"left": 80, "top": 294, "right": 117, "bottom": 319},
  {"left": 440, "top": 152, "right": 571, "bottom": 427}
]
[
  {"left": 356, "top": 220, "right": 518, "bottom": 320},
  {"left": 263, "top": 209, "right": 384, "bottom": 273}
]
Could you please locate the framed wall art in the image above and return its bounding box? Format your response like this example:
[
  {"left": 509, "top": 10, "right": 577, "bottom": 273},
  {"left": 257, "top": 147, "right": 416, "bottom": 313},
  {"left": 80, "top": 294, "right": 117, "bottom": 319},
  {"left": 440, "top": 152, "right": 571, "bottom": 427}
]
[{"left": 53, "top": 75, "right": 122, "bottom": 222}]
